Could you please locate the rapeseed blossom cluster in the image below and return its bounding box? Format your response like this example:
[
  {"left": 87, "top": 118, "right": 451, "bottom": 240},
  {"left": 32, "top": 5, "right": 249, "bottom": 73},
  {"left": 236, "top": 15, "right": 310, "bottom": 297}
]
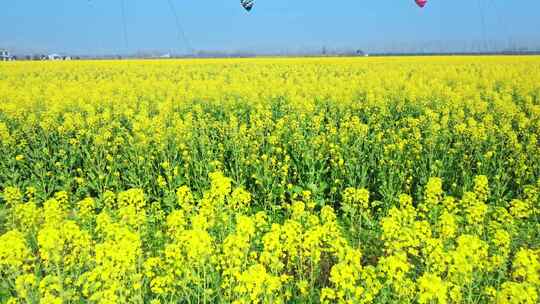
[
  {"left": 0, "top": 57, "right": 539, "bottom": 302},
  {"left": 0, "top": 173, "right": 538, "bottom": 303}
]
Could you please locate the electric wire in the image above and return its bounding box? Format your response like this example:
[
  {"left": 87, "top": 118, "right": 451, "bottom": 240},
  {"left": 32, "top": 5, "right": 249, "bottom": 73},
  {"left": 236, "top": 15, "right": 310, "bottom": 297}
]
[
  {"left": 120, "top": 0, "right": 129, "bottom": 52},
  {"left": 166, "top": 0, "right": 194, "bottom": 55}
]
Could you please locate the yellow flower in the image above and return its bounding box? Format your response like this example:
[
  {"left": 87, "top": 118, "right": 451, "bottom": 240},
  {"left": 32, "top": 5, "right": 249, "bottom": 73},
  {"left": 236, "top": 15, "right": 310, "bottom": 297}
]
[
  {"left": 1, "top": 56, "right": 540, "bottom": 303},
  {"left": 509, "top": 199, "right": 531, "bottom": 219},
  {"left": 512, "top": 248, "right": 539, "bottom": 285},
  {"left": 320, "top": 287, "right": 336, "bottom": 303},
  {"left": 379, "top": 252, "right": 411, "bottom": 282},
  {"left": 176, "top": 185, "right": 194, "bottom": 212},
  {"left": 78, "top": 197, "right": 96, "bottom": 220},
  {"left": 417, "top": 273, "right": 447, "bottom": 304},
  {"left": 496, "top": 282, "right": 538, "bottom": 304},
  {"left": 3, "top": 186, "right": 23, "bottom": 206},
  {"left": 15, "top": 273, "right": 36, "bottom": 300},
  {"left": 424, "top": 177, "right": 443, "bottom": 206},
  {"left": 438, "top": 211, "right": 457, "bottom": 240},
  {"left": 229, "top": 187, "right": 252, "bottom": 211},
  {"left": 473, "top": 175, "right": 490, "bottom": 202},
  {"left": 342, "top": 187, "right": 370, "bottom": 215},
  {"left": 0, "top": 230, "right": 32, "bottom": 273},
  {"left": 297, "top": 279, "right": 309, "bottom": 296}
]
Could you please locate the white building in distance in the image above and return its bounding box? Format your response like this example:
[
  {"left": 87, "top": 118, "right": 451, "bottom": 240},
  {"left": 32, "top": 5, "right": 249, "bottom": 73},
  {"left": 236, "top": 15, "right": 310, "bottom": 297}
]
[
  {"left": 47, "top": 54, "right": 63, "bottom": 60},
  {"left": 1, "top": 49, "right": 14, "bottom": 61},
  {"left": 46, "top": 54, "right": 73, "bottom": 61}
]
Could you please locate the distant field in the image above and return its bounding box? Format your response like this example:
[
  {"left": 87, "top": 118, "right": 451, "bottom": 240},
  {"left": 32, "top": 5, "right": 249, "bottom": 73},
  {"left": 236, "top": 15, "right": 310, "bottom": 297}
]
[{"left": 0, "top": 56, "right": 539, "bottom": 303}]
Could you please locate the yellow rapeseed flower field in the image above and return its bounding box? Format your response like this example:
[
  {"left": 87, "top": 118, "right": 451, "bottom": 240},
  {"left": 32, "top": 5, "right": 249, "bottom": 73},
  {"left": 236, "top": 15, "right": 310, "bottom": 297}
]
[{"left": 0, "top": 56, "right": 539, "bottom": 303}]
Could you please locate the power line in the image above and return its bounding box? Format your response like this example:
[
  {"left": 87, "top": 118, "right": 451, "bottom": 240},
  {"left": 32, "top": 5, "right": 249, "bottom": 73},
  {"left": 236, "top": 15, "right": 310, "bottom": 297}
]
[
  {"left": 166, "top": 0, "right": 193, "bottom": 55},
  {"left": 120, "top": 0, "right": 129, "bottom": 52},
  {"left": 479, "top": 0, "right": 488, "bottom": 52}
]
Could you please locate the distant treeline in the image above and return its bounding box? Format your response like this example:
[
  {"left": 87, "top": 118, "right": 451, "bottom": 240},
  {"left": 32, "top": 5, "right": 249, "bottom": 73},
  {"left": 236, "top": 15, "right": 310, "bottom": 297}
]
[
  {"left": 370, "top": 51, "right": 540, "bottom": 57},
  {"left": 9, "top": 50, "right": 540, "bottom": 60}
]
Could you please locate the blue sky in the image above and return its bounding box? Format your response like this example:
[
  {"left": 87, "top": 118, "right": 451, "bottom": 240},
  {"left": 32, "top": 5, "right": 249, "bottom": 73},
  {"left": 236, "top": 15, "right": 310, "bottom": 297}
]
[{"left": 2, "top": 1, "right": 540, "bottom": 55}]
